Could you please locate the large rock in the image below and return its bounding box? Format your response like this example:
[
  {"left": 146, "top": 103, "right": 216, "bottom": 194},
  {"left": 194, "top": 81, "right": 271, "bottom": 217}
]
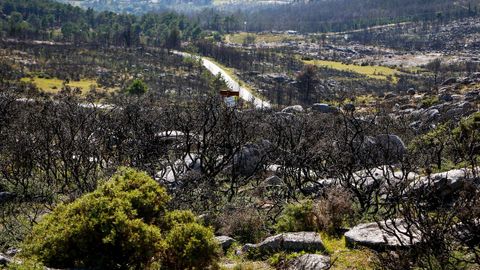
[
  {"left": 0, "top": 254, "right": 12, "bottom": 266},
  {"left": 374, "top": 134, "right": 406, "bottom": 159},
  {"left": 233, "top": 141, "right": 270, "bottom": 176},
  {"left": 352, "top": 134, "right": 406, "bottom": 165},
  {"left": 242, "top": 232, "right": 325, "bottom": 255},
  {"left": 287, "top": 254, "right": 330, "bottom": 270},
  {"left": 311, "top": 103, "right": 339, "bottom": 114},
  {"left": 345, "top": 220, "right": 420, "bottom": 250},
  {"left": 282, "top": 105, "right": 304, "bottom": 113},
  {"left": 351, "top": 166, "right": 418, "bottom": 190},
  {"left": 215, "top": 236, "right": 236, "bottom": 251}
]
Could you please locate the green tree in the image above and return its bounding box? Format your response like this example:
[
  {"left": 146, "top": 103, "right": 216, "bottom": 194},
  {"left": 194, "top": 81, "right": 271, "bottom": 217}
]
[
  {"left": 61, "top": 22, "right": 79, "bottom": 42},
  {"left": 127, "top": 79, "right": 148, "bottom": 96},
  {"left": 165, "top": 27, "right": 181, "bottom": 49},
  {"left": 297, "top": 65, "right": 317, "bottom": 103}
]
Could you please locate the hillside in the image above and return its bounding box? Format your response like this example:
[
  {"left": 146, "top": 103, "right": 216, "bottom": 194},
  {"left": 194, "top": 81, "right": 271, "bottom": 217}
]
[{"left": 0, "top": 0, "right": 479, "bottom": 269}]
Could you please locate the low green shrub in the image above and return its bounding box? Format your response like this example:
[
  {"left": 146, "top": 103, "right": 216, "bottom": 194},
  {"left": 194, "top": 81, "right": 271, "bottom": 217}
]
[
  {"left": 275, "top": 188, "right": 354, "bottom": 235},
  {"left": 127, "top": 79, "right": 148, "bottom": 95},
  {"left": 420, "top": 96, "right": 440, "bottom": 108},
  {"left": 275, "top": 200, "right": 316, "bottom": 233}
]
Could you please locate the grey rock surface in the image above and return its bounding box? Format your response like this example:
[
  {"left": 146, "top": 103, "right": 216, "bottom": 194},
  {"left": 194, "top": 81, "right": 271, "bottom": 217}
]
[
  {"left": 215, "top": 236, "right": 236, "bottom": 250},
  {"left": 282, "top": 105, "right": 304, "bottom": 113},
  {"left": 345, "top": 219, "right": 420, "bottom": 250},
  {"left": 288, "top": 254, "right": 330, "bottom": 270},
  {"left": 242, "top": 232, "right": 325, "bottom": 255}
]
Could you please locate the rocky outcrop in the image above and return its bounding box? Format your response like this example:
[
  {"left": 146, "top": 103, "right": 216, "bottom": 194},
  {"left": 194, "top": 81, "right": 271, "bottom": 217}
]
[
  {"left": 287, "top": 254, "right": 330, "bottom": 270},
  {"left": 345, "top": 219, "right": 420, "bottom": 250},
  {"left": 412, "top": 168, "right": 479, "bottom": 199},
  {"left": 242, "top": 232, "right": 325, "bottom": 255}
]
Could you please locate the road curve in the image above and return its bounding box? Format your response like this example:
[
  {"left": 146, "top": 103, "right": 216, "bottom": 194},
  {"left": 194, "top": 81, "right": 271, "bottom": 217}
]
[{"left": 173, "top": 51, "right": 271, "bottom": 109}]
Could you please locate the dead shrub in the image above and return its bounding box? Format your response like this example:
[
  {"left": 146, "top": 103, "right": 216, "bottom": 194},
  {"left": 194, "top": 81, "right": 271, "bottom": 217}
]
[{"left": 313, "top": 187, "right": 354, "bottom": 235}]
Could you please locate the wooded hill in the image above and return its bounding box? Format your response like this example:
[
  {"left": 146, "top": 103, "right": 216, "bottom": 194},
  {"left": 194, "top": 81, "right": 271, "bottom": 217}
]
[
  {"left": 0, "top": 0, "right": 202, "bottom": 47},
  {"left": 196, "top": 0, "right": 480, "bottom": 33}
]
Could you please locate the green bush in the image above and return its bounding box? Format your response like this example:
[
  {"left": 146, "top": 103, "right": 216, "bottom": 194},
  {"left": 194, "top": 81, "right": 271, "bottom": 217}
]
[
  {"left": 275, "top": 200, "right": 316, "bottom": 233},
  {"left": 164, "top": 223, "right": 220, "bottom": 270},
  {"left": 420, "top": 96, "right": 440, "bottom": 108},
  {"left": 162, "top": 210, "right": 197, "bottom": 231},
  {"left": 21, "top": 167, "right": 219, "bottom": 270},
  {"left": 453, "top": 112, "right": 480, "bottom": 143}
]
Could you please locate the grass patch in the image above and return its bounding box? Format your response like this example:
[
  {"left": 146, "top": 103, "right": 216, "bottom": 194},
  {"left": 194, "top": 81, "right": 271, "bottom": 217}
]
[
  {"left": 220, "top": 261, "right": 274, "bottom": 270},
  {"left": 225, "top": 32, "right": 303, "bottom": 44},
  {"left": 303, "top": 59, "right": 400, "bottom": 83},
  {"left": 321, "top": 233, "right": 375, "bottom": 270},
  {"left": 20, "top": 76, "right": 112, "bottom": 95}
]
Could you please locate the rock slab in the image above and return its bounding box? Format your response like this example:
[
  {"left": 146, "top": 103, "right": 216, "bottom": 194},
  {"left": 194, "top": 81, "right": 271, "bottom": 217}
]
[
  {"left": 243, "top": 232, "right": 325, "bottom": 254},
  {"left": 215, "top": 236, "right": 236, "bottom": 250},
  {"left": 288, "top": 254, "right": 330, "bottom": 270},
  {"left": 345, "top": 220, "right": 420, "bottom": 250}
]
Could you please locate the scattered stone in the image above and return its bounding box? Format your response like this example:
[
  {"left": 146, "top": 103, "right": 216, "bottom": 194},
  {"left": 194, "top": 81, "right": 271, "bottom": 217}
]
[
  {"left": 215, "top": 236, "right": 236, "bottom": 251},
  {"left": 345, "top": 220, "right": 420, "bottom": 250},
  {"left": 287, "top": 254, "right": 330, "bottom": 270},
  {"left": 407, "top": 88, "right": 416, "bottom": 95}
]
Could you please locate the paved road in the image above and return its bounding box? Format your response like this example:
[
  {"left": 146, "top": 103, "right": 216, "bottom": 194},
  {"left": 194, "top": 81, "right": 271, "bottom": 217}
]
[{"left": 173, "top": 51, "right": 271, "bottom": 109}]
